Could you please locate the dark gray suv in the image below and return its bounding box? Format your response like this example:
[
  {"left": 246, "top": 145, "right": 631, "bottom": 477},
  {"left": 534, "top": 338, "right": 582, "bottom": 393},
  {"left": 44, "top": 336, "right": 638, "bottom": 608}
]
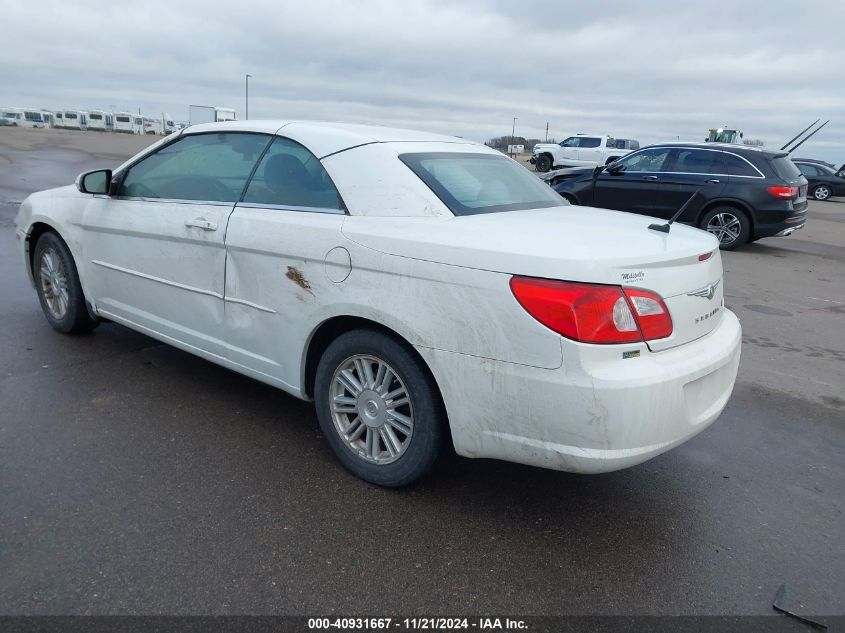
[{"left": 549, "top": 143, "right": 808, "bottom": 250}]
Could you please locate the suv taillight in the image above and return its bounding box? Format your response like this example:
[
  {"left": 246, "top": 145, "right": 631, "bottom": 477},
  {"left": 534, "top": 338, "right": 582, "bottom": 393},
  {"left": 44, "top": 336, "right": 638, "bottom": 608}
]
[
  {"left": 510, "top": 277, "right": 673, "bottom": 344},
  {"left": 767, "top": 186, "right": 799, "bottom": 200}
]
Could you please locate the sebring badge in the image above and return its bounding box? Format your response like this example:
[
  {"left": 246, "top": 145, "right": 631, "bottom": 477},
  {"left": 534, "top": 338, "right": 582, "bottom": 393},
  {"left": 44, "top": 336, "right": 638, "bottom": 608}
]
[{"left": 687, "top": 279, "right": 720, "bottom": 300}]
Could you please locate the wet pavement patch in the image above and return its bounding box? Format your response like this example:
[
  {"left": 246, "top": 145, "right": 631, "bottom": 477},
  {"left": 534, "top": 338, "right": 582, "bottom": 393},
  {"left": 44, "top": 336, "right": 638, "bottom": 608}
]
[{"left": 743, "top": 304, "right": 793, "bottom": 316}]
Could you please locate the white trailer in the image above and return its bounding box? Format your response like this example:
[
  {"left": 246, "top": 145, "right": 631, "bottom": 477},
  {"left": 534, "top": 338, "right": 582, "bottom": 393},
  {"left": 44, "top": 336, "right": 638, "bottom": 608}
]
[
  {"left": 133, "top": 115, "right": 144, "bottom": 135},
  {"left": 214, "top": 107, "right": 236, "bottom": 122},
  {"left": 113, "top": 112, "right": 134, "bottom": 133},
  {"left": 188, "top": 105, "right": 215, "bottom": 125},
  {"left": 87, "top": 110, "right": 114, "bottom": 132},
  {"left": 40, "top": 110, "right": 54, "bottom": 127},
  {"left": 188, "top": 104, "right": 236, "bottom": 125},
  {"left": 0, "top": 107, "right": 47, "bottom": 128}
]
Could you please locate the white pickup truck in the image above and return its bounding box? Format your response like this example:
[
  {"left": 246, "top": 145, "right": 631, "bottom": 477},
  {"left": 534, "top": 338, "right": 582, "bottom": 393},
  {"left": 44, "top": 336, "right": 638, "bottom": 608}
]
[{"left": 531, "top": 134, "right": 640, "bottom": 172}]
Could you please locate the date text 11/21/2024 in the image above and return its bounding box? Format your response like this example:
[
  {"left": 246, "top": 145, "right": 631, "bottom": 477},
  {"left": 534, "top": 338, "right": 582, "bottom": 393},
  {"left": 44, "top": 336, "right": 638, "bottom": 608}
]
[{"left": 307, "top": 617, "right": 528, "bottom": 630}]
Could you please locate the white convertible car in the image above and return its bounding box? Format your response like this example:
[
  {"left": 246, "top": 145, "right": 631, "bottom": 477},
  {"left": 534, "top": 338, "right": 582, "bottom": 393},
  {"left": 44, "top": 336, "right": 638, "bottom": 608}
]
[{"left": 14, "top": 121, "right": 741, "bottom": 486}]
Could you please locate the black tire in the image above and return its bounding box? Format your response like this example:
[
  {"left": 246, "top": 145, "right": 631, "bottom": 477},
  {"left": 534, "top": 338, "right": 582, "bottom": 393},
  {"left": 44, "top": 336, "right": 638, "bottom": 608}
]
[
  {"left": 33, "top": 232, "right": 98, "bottom": 333},
  {"left": 699, "top": 206, "right": 751, "bottom": 251},
  {"left": 535, "top": 154, "right": 553, "bottom": 173},
  {"left": 812, "top": 184, "right": 832, "bottom": 201},
  {"left": 314, "top": 329, "right": 445, "bottom": 487}
]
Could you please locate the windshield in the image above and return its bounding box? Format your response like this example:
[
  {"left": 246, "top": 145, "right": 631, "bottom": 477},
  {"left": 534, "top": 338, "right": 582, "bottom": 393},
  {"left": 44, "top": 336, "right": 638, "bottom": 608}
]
[{"left": 400, "top": 152, "right": 567, "bottom": 216}]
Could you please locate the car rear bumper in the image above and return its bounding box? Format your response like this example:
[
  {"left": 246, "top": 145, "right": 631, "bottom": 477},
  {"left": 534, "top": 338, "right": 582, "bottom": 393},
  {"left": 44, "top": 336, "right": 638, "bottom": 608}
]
[
  {"left": 754, "top": 210, "right": 807, "bottom": 238},
  {"left": 417, "top": 309, "right": 741, "bottom": 474}
]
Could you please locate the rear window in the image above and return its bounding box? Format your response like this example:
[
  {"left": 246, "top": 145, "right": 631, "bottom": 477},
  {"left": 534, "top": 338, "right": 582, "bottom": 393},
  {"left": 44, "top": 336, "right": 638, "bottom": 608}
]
[
  {"left": 770, "top": 157, "right": 802, "bottom": 181},
  {"left": 400, "top": 152, "right": 567, "bottom": 216}
]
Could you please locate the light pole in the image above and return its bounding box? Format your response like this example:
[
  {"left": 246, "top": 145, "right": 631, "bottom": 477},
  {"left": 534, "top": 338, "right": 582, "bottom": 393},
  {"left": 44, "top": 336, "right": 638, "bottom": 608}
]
[
  {"left": 245, "top": 74, "right": 252, "bottom": 120},
  {"left": 510, "top": 117, "right": 517, "bottom": 156}
]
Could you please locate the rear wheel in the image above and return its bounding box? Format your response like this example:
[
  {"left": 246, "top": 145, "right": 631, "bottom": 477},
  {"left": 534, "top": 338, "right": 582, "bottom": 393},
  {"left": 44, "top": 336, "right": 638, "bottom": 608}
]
[
  {"left": 700, "top": 206, "right": 750, "bottom": 251},
  {"left": 33, "top": 232, "right": 98, "bottom": 333},
  {"left": 812, "top": 184, "right": 832, "bottom": 201},
  {"left": 535, "top": 154, "right": 552, "bottom": 172},
  {"left": 314, "top": 329, "right": 445, "bottom": 487}
]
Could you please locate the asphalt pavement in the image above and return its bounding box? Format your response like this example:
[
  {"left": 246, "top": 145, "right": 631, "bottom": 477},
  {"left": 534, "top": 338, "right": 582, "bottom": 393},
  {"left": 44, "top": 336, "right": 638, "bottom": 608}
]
[{"left": 0, "top": 130, "right": 843, "bottom": 616}]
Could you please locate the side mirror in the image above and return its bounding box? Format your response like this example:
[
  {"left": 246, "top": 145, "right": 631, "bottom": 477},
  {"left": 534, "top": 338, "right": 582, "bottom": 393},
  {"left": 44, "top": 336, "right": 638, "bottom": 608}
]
[
  {"left": 605, "top": 162, "right": 623, "bottom": 174},
  {"left": 76, "top": 169, "right": 112, "bottom": 194}
]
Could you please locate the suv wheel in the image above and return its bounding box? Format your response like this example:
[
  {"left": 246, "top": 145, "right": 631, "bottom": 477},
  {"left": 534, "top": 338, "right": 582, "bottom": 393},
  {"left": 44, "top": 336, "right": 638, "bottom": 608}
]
[
  {"left": 700, "top": 206, "right": 750, "bottom": 251},
  {"left": 535, "top": 155, "right": 552, "bottom": 173},
  {"left": 812, "top": 184, "right": 832, "bottom": 201}
]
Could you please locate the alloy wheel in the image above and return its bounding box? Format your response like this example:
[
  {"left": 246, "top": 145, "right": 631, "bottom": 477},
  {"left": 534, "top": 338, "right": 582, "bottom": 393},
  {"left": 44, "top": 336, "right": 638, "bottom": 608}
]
[
  {"left": 814, "top": 186, "right": 831, "bottom": 201},
  {"left": 706, "top": 211, "right": 742, "bottom": 246},
  {"left": 39, "top": 247, "right": 69, "bottom": 319},
  {"left": 329, "top": 354, "right": 414, "bottom": 464}
]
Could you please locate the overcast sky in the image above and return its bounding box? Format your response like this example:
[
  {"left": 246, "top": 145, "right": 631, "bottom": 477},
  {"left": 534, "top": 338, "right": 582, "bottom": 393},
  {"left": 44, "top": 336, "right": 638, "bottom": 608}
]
[{"left": 2, "top": 0, "right": 843, "bottom": 161}]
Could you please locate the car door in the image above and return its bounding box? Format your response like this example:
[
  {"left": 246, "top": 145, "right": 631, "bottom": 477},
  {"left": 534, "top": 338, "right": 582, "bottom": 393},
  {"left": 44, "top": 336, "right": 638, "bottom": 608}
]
[
  {"left": 223, "top": 136, "right": 347, "bottom": 390},
  {"left": 80, "top": 131, "right": 271, "bottom": 357},
  {"left": 652, "top": 148, "right": 727, "bottom": 220},
  {"left": 575, "top": 136, "right": 603, "bottom": 165},
  {"left": 592, "top": 147, "right": 672, "bottom": 215}
]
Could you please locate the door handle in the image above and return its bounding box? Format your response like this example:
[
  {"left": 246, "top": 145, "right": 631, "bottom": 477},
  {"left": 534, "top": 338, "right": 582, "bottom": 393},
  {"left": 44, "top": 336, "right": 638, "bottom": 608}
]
[
  {"left": 705, "top": 179, "right": 721, "bottom": 184},
  {"left": 643, "top": 175, "right": 658, "bottom": 181},
  {"left": 185, "top": 218, "right": 218, "bottom": 231}
]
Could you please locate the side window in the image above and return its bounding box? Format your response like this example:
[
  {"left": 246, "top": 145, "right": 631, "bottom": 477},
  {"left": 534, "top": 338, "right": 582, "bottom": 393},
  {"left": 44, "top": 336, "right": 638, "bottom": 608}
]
[
  {"left": 672, "top": 149, "right": 722, "bottom": 174},
  {"left": 723, "top": 153, "right": 760, "bottom": 177},
  {"left": 605, "top": 138, "right": 616, "bottom": 148},
  {"left": 797, "top": 164, "right": 819, "bottom": 177},
  {"left": 579, "top": 137, "right": 601, "bottom": 148},
  {"left": 560, "top": 137, "right": 580, "bottom": 148},
  {"left": 616, "top": 148, "right": 671, "bottom": 173},
  {"left": 242, "top": 137, "right": 344, "bottom": 211},
  {"left": 119, "top": 133, "right": 269, "bottom": 202}
]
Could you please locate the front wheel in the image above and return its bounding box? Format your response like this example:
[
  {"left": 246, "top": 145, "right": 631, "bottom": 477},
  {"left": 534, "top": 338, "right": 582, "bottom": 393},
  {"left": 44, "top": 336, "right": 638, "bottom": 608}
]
[
  {"left": 33, "top": 232, "right": 98, "bottom": 333},
  {"left": 314, "top": 329, "right": 445, "bottom": 487},
  {"left": 700, "top": 206, "right": 750, "bottom": 251},
  {"left": 535, "top": 155, "right": 552, "bottom": 172},
  {"left": 812, "top": 184, "right": 832, "bottom": 201}
]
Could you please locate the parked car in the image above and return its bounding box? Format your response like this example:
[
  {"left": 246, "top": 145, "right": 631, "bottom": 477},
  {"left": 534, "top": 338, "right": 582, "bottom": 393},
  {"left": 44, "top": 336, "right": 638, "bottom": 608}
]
[
  {"left": 14, "top": 121, "right": 740, "bottom": 487},
  {"left": 792, "top": 160, "right": 845, "bottom": 201},
  {"left": 530, "top": 134, "right": 638, "bottom": 172},
  {"left": 792, "top": 157, "right": 837, "bottom": 170},
  {"left": 551, "top": 143, "right": 808, "bottom": 250}
]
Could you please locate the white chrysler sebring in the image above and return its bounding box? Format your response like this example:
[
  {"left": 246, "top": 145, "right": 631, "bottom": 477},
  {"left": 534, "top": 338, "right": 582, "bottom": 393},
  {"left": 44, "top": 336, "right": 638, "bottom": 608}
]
[{"left": 14, "top": 121, "right": 741, "bottom": 486}]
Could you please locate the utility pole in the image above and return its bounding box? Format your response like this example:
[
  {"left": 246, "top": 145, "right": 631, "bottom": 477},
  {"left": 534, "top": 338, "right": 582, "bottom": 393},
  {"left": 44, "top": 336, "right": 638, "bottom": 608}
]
[
  {"left": 511, "top": 117, "right": 517, "bottom": 157},
  {"left": 245, "top": 74, "right": 252, "bottom": 120},
  {"left": 545, "top": 122, "right": 549, "bottom": 143}
]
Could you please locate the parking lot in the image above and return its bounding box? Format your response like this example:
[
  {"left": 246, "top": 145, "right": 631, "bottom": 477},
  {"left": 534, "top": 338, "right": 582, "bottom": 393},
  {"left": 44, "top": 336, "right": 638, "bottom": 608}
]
[{"left": 0, "top": 128, "right": 843, "bottom": 616}]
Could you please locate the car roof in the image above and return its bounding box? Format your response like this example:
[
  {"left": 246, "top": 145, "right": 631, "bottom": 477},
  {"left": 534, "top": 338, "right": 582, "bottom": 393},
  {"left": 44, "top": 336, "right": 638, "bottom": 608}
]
[
  {"left": 639, "top": 141, "right": 787, "bottom": 157},
  {"left": 182, "top": 120, "right": 478, "bottom": 158}
]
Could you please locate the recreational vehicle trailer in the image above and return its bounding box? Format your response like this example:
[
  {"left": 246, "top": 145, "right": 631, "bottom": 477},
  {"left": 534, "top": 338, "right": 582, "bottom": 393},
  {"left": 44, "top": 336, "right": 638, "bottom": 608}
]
[{"left": 87, "top": 110, "right": 114, "bottom": 132}]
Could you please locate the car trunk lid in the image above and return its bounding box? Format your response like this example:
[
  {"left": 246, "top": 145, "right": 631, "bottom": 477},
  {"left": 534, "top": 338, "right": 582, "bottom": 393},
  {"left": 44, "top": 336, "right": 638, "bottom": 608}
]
[{"left": 342, "top": 206, "right": 725, "bottom": 351}]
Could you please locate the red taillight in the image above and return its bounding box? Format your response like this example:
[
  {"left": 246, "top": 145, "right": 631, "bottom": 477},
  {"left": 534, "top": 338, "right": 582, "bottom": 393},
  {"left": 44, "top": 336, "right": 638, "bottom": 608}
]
[
  {"left": 510, "top": 277, "right": 673, "bottom": 344},
  {"left": 767, "top": 185, "right": 798, "bottom": 200},
  {"left": 698, "top": 251, "right": 714, "bottom": 262}
]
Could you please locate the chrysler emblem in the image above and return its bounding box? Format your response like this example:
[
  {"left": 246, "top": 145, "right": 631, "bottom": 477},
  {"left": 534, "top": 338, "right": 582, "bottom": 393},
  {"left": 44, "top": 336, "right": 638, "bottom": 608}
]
[{"left": 688, "top": 280, "right": 720, "bottom": 300}]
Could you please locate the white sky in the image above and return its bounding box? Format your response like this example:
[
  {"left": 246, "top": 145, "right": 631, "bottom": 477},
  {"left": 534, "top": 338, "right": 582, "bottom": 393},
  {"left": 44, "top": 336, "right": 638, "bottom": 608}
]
[{"left": 2, "top": 0, "right": 843, "bottom": 162}]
